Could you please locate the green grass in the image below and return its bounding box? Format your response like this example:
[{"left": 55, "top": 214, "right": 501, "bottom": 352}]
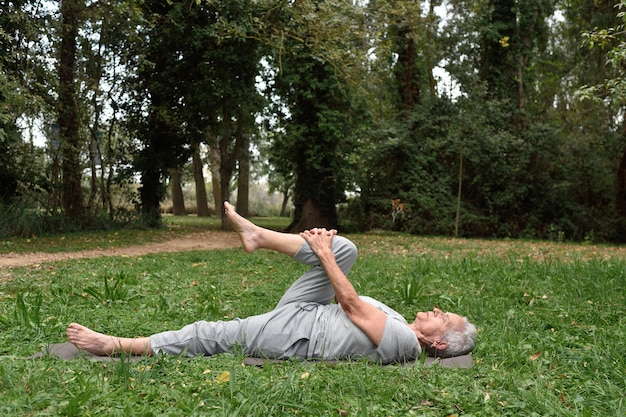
[{"left": 0, "top": 231, "right": 624, "bottom": 416}]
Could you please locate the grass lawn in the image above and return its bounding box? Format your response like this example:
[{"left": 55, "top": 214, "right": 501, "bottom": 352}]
[{"left": 0, "top": 218, "right": 624, "bottom": 416}]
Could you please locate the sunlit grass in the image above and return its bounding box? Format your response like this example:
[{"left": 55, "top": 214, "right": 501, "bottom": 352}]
[{"left": 0, "top": 231, "right": 624, "bottom": 416}]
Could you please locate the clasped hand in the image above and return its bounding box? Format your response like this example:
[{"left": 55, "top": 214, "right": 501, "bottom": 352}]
[{"left": 300, "top": 228, "right": 337, "bottom": 255}]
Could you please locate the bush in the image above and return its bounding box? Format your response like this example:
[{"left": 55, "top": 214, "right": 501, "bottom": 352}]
[{"left": 0, "top": 201, "right": 142, "bottom": 238}]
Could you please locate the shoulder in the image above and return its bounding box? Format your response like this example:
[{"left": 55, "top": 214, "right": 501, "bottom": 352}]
[
  {"left": 359, "top": 296, "right": 408, "bottom": 324},
  {"left": 377, "top": 317, "right": 421, "bottom": 363}
]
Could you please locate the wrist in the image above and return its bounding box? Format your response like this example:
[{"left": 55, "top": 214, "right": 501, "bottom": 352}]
[{"left": 316, "top": 248, "right": 336, "bottom": 263}]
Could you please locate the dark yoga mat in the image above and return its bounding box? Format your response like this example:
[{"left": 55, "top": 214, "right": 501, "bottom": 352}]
[{"left": 30, "top": 342, "right": 473, "bottom": 368}]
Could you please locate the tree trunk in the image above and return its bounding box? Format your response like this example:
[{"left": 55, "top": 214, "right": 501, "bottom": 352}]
[
  {"left": 236, "top": 134, "right": 250, "bottom": 217},
  {"left": 219, "top": 134, "right": 235, "bottom": 230},
  {"left": 88, "top": 131, "right": 98, "bottom": 213},
  {"left": 218, "top": 107, "right": 248, "bottom": 230},
  {"left": 288, "top": 198, "right": 332, "bottom": 232},
  {"left": 58, "top": 0, "right": 84, "bottom": 218},
  {"left": 102, "top": 118, "right": 115, "bottom": 218},
  {"left": 397, "top": 27, "right": 419, "bottom": 110},
  {"left": 280, "top": 190, "right": 290, "bottom": 217},
  {"left": 615, "top": 116, "right": 626, "bottom": 227},
  {"left": 140, "top": 160, "right": 163, "bottom": 228},
  {"left": 168, "top": 167, "right": 186, "bottom": 216},
  {"left": 208, "top": 141, "right": 222, "bottom": 218},
  {"left": 192, "top": 144, "right": 211, "bottom": 216},
  {"left": 426, "top": 0, "right": 439, "bottom": 101}
]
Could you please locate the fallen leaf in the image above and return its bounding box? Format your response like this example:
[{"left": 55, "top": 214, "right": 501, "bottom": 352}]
[
  {"left": 202, "top": 369, "right": 211, "bottom": 375},
  {"left": 529, "top": 352, "right": 541, "bottom": 361},
  {"left": 300, "top": 372, "right": 310, "bottom": 379},
  {"left": 216, "top": 371, "right": 230, "bottom": 384}
]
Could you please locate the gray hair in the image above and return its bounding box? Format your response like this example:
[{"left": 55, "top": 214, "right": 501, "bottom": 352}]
[{"left": 426, "top": 317, "right": 477, "bottom": 358}]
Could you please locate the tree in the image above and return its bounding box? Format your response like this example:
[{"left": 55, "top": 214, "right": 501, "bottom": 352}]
[
  {"left": 168, "top": 167, "right": 187, "bottom": 216},
  {"left": 387, "top": 1, "right": 427, "bottom": 111},
  {"left": 264, "top": 1, "right": 368, "bottom": 231},
  {"left": 0, "top": 0, "right": 53, "bottom": 207},
  {"left": 236, "top": 134, "right": 251, "bottom": 217},
  {"left": 192, "top": 143, "right": 211, "bottom": 216},
  {"left": 575, "top": 0, "right": 626, "bottom": 106},
  {"left": 0, "top": 3, "right": 22, "bottom": 203},
  {"left": 58, "top": 0, "right": 85, "bottom": 218},
  {"left": 270, "top": 45, "right": 359, "bottom": 231}
]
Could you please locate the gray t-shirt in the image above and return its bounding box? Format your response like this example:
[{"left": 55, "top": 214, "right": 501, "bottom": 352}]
[{"left": 307, "top": 296, "right": 421, "bottom": 364}]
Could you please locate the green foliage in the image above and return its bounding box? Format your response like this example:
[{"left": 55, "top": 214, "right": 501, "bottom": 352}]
[
  {"left": 4, "top": 0, "right": 626, "bottom": 244},
  {"left": 347, "top": 88, "right": 624, "bottom": 241},
  {"left": 0, "top": 200, "right": 143, "bottom": 239},
  {"left": 576, "top": 0, "right": 626, "bottom": 106}
]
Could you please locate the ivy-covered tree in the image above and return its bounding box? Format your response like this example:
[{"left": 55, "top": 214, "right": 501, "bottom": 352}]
[
  {"left": 270, "top": 43, "right": 360, "bottom": 230},
  {"left": 263, "top": 1, "right": 369, "bottom": 231}
]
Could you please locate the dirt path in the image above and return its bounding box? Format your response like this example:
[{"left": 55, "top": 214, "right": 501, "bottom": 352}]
[
  {"left": 3, "top": 230, "right": 626, "bottom": 269},
  {"left": 0, "top": 231, "right": 241, "bottom": 269}
]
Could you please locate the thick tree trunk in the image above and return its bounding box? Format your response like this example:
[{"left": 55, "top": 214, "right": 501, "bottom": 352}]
[
  {"left": 192, "top": 144, "right": 211, "bottom": 217},
  {"left": 140, "top": 161, "right": 163, "bottom": 228},
  {"left": 287, "top": 198, "right": 333, "bottom": 232},
  {"left": 58, "top": 0, "right": 84, "bottom": 218},
  {"left": 168, "top": 167, "right": 186, "bottom": 216}
]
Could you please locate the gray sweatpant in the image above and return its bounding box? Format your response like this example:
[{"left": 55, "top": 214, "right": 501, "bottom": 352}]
[{"left": 149, "top": 235, "right": 358, "bottom": 358}]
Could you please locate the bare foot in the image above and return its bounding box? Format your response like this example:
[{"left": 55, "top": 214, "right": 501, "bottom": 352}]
[
  {"left": 66, "top": 323, "right": 116, "bottom": 356},
  {"left": 224, "top": 201, "right": 262, "bottom": 253}
]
